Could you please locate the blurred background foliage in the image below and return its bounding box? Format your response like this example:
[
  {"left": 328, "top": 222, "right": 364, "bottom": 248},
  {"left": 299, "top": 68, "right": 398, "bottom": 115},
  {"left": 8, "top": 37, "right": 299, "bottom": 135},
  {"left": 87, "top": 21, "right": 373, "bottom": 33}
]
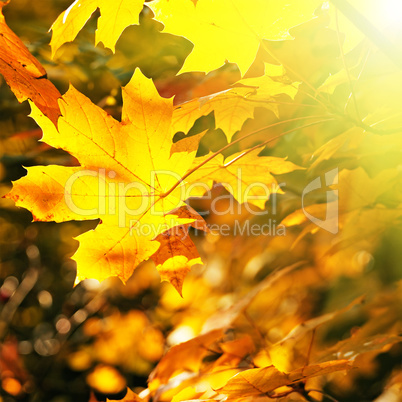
[{"left": 0, "top": 1, "right": 401, "bottom": 401}]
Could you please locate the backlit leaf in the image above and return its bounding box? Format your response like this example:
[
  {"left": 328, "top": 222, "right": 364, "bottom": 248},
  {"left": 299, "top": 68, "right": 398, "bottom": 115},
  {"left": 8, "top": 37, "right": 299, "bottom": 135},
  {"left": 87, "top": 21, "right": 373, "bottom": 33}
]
[
  {"left": 172, "top": 74, "right": 299, "bottom": 140},
  {"left": 148, "top": 0, "right": 322, "bottom": 74},
  {"left": 187, "top": 149, "right": 302, "bottom": 209},
  {"left": 148, "top": 329, "right": 224, "bottom": 390},
  {"left": 6, "top": 69, "right": 198, "bottom": 287},
  {"left": 151, "top": 206, "right": 207, "bottom": 295},
  {"left": 219, "top": 360, "right": 352, "bottom": 400},
  {"left": 50, "top": 0, "right": 144, "bottom": 57}
]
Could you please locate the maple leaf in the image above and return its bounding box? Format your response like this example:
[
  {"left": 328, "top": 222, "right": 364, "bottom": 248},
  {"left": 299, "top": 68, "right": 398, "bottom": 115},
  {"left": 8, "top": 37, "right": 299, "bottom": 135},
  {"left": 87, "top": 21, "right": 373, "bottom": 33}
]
[
  {"left": 148, "top": 0, "right": 322, "bottom": 74},
  {"left": 151, "top": 206, "right": 208, "bottom": 296},
  {"left": 148, "top": 329, "right": 224, "bottom": 390},
  {"left": 6, "top": 64, "right": 301, "bottom": 293},
  {"left": 170, "top": 388, "right": 205, "bottom": 402},
  {"left": 6, "top": 69, "right": 199, "bottom": 290},
  {"left": 214, "top": 336, "right": 255, "bottom": 367},
  {"left": 320, "top": 334, "right": 402, "bottom": 362},
  {"left": 50, "top": 0, "right": 144, "bottom": 57},
  {"left": 172, "top": 73, "right": 299, "bottom": 140},
  {"left": 0, "top": 3, "right": 60, "bottom": 125},
  {"left": 187, "top": 149, "right": 302, "bottom": 209},
  {"left": 219, "top": 360, "right": 352, "bottom": 400}
]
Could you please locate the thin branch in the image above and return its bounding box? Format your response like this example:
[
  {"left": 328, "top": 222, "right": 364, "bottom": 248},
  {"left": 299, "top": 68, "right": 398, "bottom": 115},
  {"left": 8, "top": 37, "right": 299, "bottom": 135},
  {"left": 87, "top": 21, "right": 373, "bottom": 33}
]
[
  {"left": 334, "top": 8, "right": 360, "bottom": 120},
  {"left": 223, "top": 118, "right": 335, "bottom": 168},
  {"left": 162, "top": 115, "right": 331, "bottom": 198},
  {"left": 0, "top": 268, "right": 38, "bottom": 341},
  {"left": 330, "top": 0, "right": 402, "bottom": 70}
]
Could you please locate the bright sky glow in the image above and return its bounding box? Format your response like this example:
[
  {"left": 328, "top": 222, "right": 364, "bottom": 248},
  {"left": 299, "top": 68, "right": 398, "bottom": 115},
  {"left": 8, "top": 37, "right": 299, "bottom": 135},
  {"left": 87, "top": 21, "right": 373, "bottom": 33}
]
[{"left": 365, "top": 0, "right": 402, "bottom": 28}]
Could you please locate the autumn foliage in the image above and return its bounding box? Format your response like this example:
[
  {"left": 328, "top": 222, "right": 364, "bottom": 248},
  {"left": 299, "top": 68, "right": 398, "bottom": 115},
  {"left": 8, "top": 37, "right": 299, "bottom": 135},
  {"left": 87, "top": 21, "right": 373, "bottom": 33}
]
[{"left": 0, "top": 0, "right": 401, "bottom": 401}]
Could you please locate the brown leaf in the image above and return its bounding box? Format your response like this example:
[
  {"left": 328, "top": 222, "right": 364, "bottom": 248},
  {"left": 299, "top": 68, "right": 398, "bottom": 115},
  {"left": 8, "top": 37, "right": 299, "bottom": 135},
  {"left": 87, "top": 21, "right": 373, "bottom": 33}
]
[
  {"left": 219, "top": 360, "right": 352, "bottom": 400},
  {"left": 319, "top": 334, "right": 402, "bottom": 363},
  {"left": 214, "top": 335, "right": 255, "bottom": 367},
  {"left": 151, "top": 206, "right": 208, "bottom": 295},
  {"left": 148, "top": 329, "right": 224, "bottom": 390}
]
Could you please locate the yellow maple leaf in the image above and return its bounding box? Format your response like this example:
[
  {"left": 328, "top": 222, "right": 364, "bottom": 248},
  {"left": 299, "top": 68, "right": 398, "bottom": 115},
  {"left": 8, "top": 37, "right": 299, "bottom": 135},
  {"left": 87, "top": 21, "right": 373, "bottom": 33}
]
[
  {"left": 6, "top": 70, "right": 301, "bottom": 293},
  {"left": 187, "top": 149, "right": 302, "bottom": 210},
  {"left": 50, "top": 0, "right": 144, "bottom": 57},
  {"left": 173, "top": 74, "right": 299, "bottom": 140},
  {"left": 6, "top": 69, "right": 198, "bottom": 290},
  {"left": 149, "top": 0, "right": 322, "bottom": 74}
]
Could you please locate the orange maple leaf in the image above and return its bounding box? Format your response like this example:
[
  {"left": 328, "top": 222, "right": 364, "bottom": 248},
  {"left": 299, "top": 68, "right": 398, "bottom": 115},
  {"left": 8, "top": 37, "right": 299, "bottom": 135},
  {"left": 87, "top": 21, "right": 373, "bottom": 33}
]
[{"left": 0, "top": 2, "right": 60, "bottom": 125}]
